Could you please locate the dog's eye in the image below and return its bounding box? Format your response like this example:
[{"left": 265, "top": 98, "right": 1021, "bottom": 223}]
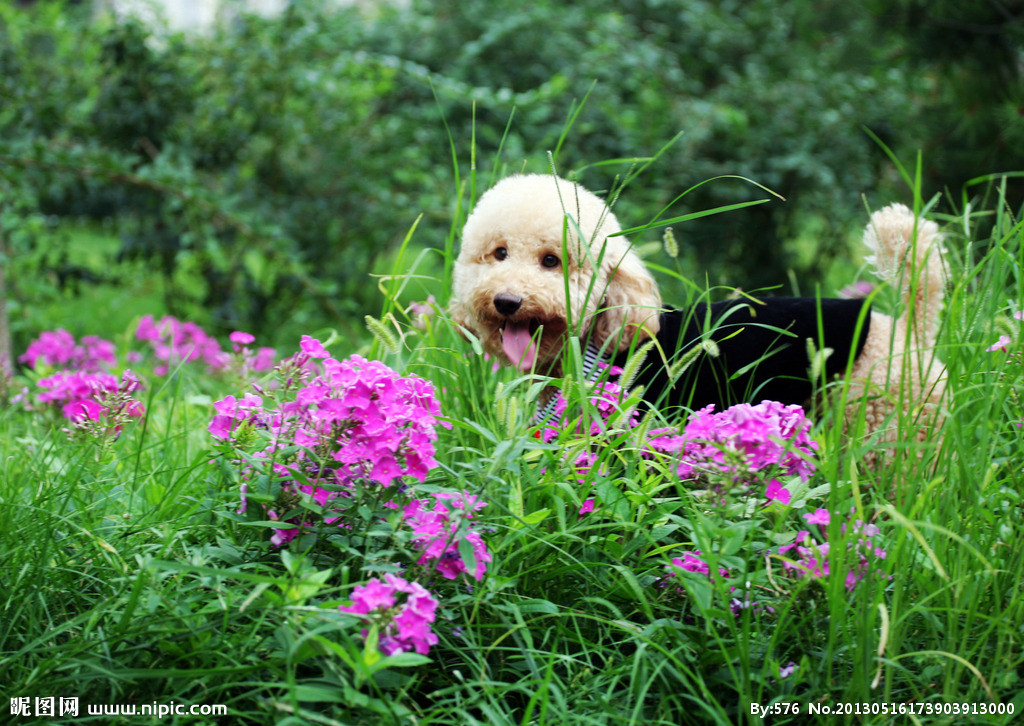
[
  {"left": 494, "top": 247, "right": 508, "bottom": 261},
  {"left": 541, "top": 254, "right": 560, "bottom": 269}
]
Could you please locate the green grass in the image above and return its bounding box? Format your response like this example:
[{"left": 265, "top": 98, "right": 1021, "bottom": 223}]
[
  {"left": 2, "top": 178, "right": 1024, "bottom": 725},
  {"left": 8, "top": 222, "right": 167, "bottom": 346}
]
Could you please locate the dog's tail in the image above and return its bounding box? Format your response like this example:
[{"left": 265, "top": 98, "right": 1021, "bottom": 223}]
[{"left": 862, "top": 203, "right": 946, "bottom": 349}]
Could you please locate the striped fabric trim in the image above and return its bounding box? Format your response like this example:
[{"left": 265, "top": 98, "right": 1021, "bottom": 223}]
[{"left": 534, "top": 341, "right": 608, "bottom": 424}]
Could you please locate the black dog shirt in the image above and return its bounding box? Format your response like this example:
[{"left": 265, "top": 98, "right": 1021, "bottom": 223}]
[{"left": 611, "top": 297, "right": 871, "bottom": 413}]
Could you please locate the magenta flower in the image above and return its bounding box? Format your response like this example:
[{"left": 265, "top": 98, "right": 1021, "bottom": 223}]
[
  {"left": 135, "top": 315, "right": 161, "bottom": 342},
  {"left": 987, "top": 335, "right": 1012, "bottom": 352},
  {"left": 21, "top": 329, "right": 77, "bottom": 369},
  {"left": 779, "top": 531, "right": 830, "bottom": 579},
  {"left": 136, "top": 315, "right": 230, "bottom": 374},
  {"left": 778, "top": 512, "right": 888, "bottom": 591},
  {"left": 535, "top": 372, "right": 817, "bottom": 518},
  {"left": 207, "top": 393, "right": 265, "bottom": 441},
  {"left": 339, "top": 574, "right": 440, "bottom": 656},
  {"left": 838, "top": 281, "right": 875, "bottom": 300},
  {"left": 268, "top": 518, "right": 300, "bottom": 548},
  {"left": 29, "top": 369, "right": 145, "bottom": 438},
  {"left": 669, "top": 550, "right": 729, "bottom": 579},
  {"left": 535, "top": 365, "right": 639, "bottom": 444},
  {"left": 645, "top": 401, "right": 817, "bottom": 484},
  {"left": 674, "top": 551, "right": 712, "bottom": 576},
  {"left": 803, "top": 508, "right": 831, "bottom": 526},
  {"left": 765, "top": 478, "right": 791, "bottom": 505},
  {"left": 63, "top": 398, "right": 106, "bottom": 422},
  {"left": 37, "top": 370, "right": 119, "bottom": 407},
  {"left": 579, "top": 498, "right": 595, "bottom": 515},
  {"left": 252, "top": 347, "right": 277, "bottom": 372},
  {"left": 212, "top": 339, "right": 469, "bottom": 558},
  {"left": 299, "top": 335, "right": 330, "bottom": 359},
  {"left": 402, "top": 492, "right": 491, "bottom": 581},
  {"left": 20, "top": 329, "right": 116, "bottom": 372},
  {"left": 222, "top": 331, "right": 278, "bottom": 378},
  {"left": 342, "top": 577, "right": 398, "bottom": 614}
]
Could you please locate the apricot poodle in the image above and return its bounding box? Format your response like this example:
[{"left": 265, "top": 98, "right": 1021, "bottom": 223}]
[{"left": 450, "top": 174, "right": 946, "bottom": 453}]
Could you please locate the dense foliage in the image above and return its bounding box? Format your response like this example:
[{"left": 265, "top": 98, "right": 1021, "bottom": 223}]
[
  {"left": 1, "top": 7, "right": 1023, "bottom": 719},
  {"left": 2, "top": 184, "right": 1023, "bottom": 723},
  {"left": 2, "top": 0, "right": 1021, "bottom": 351},
  {"left": 868, "top": 0, "right": 1024, "bottom": 194}
]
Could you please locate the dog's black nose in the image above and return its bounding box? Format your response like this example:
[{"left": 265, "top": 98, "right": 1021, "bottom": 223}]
[{"left": 493, "top": 293, "right": 522, "bottom": 317}]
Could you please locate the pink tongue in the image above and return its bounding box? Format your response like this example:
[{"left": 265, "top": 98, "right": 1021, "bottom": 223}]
[{"left": 502, "top": 321, "right": 537, "bottom": 371}]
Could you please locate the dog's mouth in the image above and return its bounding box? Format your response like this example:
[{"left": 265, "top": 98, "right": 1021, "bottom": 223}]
[
  {"left": 501, "top": 319, "right": 543, "bottom": 371},
  {"left": 501, "top": 319, "right": 573, "bottom": 374}
]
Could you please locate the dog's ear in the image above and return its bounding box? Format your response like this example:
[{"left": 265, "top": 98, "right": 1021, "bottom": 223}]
[{"left": 592, "top": 243, "right": 662, "bottom": 352}]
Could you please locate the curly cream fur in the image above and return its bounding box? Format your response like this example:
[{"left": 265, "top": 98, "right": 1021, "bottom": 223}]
[
  {"left": 451, "top": 174, "right": 661, "bottom": 373},
  {"left": 847, "top": 204, "right": 946, "bottom": 463}
]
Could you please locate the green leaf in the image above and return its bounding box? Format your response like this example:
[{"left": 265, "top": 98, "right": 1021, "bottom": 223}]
[
  {"left": 457, "top": 536, "right": 478, "bottom": 578},
  {"left": 522, "top": 508, "right": 551, "bottom": 525},
  {"left": 514, "top": 599, "right": 560, "bottom": 615},
  {"left": 292, "top": 684, "right": 347, "bottom": 703}
]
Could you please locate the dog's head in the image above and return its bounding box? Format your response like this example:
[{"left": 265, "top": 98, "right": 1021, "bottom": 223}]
[{"left": 450, "top": 174, "right": 661, "bottom": 372}]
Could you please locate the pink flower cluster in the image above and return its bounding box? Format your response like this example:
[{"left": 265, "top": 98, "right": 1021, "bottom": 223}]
[
  {"left": 136, "top": 314, "right": 227, "bottom": 374},
  {"left": 538, "top": 375, "right": 818, "bottom": 509},
  {"left": 338, "top": 573, "right": 439, "bottom": 656},
  {"left": 136, "top": 315, "right": 275, "bottom": 376},
  {"left": 36, "top": 369, "right": 140, "bottom": 420},
  {"left": 209, "top": 338, "right": 489, "bottom": 577},
  {"left": 211, "top": 340, "right": 486, "bottom": 657},
  {"left": 671, "top": 550, "right": 730, "bottom": 579},
  {"left": 532, "top": 365, "right": 821, "bottom": 523},
  {"left": 209, "top": 392, "right": 266, "bottom": 442},
  {"left": 778, "top": 509, "right": 889, "bottom": 591},
  {"left": 210, "top": 347, "right": 445, "bottom": 489},
  {"left": 228, "top": 331, "right": 277, "bottom": 377},
  {"left": 19, "top": 329, "right": 116, "bottom": 372},
  {"left": 535, "top": 366, "right": 636, "bottom": 444},
  {"left": 664, "top": 551, "right": 776, "bottom": 616},
  {"left": 646, "top": 401, "right": 817, "bottom": 486},
  {"left": 35, "top": 369, "right": 145, "bottom": 436},
  {"left": 16, "top": 329, "right": 146, "bottom": 435},
  {"left": 402, "top": 492, "right": 492, "bottom": 581}
]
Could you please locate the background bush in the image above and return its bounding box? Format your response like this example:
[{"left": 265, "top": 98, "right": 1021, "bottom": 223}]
[{"left": 1, "top": 0, "right": 1022, "bottom": 353}]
